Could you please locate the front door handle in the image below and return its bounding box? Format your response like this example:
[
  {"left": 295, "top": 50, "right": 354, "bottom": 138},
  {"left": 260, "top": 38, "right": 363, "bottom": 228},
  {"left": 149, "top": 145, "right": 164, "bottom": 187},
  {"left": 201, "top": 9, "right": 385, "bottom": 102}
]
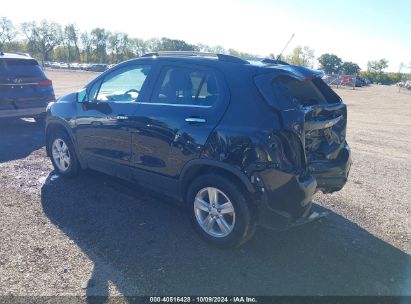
[{"left": 185, "top": 117, "right": 206, "bottom": 124}]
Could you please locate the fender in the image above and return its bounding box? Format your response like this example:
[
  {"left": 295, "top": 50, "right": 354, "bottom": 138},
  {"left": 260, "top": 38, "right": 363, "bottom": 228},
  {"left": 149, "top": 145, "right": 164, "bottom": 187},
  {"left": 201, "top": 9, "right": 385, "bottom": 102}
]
[
  {"left": 45, "top": 117, "right": 86, "bottom": 168},
  {"left": 179, "top": 158, "right": 256, "bottom": 194}
]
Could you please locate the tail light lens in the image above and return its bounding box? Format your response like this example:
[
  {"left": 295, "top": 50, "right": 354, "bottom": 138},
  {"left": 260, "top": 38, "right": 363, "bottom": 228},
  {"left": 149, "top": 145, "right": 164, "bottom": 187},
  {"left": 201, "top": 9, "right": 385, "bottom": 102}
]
[{"left": 38, "top": 79, "right": 52, "bottom": 86}]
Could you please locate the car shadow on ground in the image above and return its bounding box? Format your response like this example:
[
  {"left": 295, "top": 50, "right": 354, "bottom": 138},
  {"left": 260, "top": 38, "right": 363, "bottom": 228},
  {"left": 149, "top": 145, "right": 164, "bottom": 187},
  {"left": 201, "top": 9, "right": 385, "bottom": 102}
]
[
  {"left": 0, "top": 117, "right": 44, "bottom": 163},
  {"left": 41, "top": 170, "right": 411, "bottom": 299}
]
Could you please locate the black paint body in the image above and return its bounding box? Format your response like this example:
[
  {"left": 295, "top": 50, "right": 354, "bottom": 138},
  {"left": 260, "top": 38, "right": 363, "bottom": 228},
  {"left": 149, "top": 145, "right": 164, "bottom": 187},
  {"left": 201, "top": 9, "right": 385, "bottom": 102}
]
[{"left": 45, "top": 55, "right": 351, "bottom": 229}]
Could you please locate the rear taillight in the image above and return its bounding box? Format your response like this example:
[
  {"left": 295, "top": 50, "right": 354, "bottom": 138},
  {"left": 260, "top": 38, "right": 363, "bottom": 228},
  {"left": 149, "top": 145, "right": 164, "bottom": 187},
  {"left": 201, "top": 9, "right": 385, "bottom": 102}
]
[{"left": 38, "top": 79, "right": 52, "bottom": 86}]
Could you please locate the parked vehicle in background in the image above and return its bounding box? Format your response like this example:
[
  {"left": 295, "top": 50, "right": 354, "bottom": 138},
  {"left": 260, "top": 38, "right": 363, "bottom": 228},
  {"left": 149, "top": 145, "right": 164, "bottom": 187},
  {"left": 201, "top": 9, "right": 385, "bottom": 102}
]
[
  {"left": 354, "top": 76, "right": 365, "bottom": 87},
  {"left": 44, "top": 62, "right": 115, "bottom": 73},
  {"left": 70, "top": 62, "right": 80, "bottom": 70},
  {"left": 87, "top": 64, "right": 108, "bottom": 72},
  {"left": 79, "top": 63, "right": 91, "bottom": 70},
  {"left": 45, "top": 52, "right": 351, "bottom": 247},
  {"left": 0, "top": 52, "right": 55, "bottom": 121}
]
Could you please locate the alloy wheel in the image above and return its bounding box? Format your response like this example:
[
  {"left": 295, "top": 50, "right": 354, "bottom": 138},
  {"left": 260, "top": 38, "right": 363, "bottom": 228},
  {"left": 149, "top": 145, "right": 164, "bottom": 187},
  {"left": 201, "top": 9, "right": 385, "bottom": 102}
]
[
  {"left": 51, "top": 138, "right": 71, "bottom": 172},
  {"left": 194, "top": 187, "right": 236, "bottom": 238}
]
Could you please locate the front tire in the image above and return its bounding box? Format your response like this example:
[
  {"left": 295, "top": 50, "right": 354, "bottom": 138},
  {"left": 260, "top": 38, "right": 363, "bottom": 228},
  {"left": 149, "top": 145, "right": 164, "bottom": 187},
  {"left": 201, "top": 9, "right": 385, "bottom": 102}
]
[
  {"left": 48, "top": 130, "right": 80, "bottom": 177},
  {"left": 187, "top": 174, "right": 256, "bottom": 248}
]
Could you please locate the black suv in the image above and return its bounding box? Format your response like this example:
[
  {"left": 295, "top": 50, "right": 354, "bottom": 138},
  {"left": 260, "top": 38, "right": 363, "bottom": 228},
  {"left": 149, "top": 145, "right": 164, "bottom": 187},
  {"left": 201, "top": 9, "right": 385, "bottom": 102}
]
[
  {"left": 0, "top": 52, "right": 55, "bottom": 121},
  {"left": 45, "top": 52, "right": 351, "bottom": 247}
]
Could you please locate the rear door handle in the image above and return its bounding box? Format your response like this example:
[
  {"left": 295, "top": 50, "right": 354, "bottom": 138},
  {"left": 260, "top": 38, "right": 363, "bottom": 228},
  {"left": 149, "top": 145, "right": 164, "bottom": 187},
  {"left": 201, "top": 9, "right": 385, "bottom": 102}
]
[{"left": 185, "top": 117, "right": 206, "bottom": 124}]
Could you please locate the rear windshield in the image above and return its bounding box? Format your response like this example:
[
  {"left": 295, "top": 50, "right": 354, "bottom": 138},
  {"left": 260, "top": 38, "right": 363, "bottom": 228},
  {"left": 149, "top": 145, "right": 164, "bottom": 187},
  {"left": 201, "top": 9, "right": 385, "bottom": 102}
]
[
  {"left": 272, "top": 76, "right": 341, "bottom": 106},
  {"left": 0, "top": 59, "right": 44, "bottom": 78}
]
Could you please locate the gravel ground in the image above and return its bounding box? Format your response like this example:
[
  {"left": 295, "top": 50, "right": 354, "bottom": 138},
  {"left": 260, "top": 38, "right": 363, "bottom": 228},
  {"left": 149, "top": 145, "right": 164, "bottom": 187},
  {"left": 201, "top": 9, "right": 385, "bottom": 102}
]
[{"left": 0, "top": 70, "right": 410, "bottom": 297}]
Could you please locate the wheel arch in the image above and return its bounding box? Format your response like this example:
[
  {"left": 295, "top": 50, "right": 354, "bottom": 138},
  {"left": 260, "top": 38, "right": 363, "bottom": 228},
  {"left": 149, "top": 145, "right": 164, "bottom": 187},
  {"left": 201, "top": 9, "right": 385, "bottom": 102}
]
[
  {"left": 179, "top": 159, "right": 256, "bottom": 202},
  {"left": 45, "top": 120, "right": 84, "bottom": 167}
]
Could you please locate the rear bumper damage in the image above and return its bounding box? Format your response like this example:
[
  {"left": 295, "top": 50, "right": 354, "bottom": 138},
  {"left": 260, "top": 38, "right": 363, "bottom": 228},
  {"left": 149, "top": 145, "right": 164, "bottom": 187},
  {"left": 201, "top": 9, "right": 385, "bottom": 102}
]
[
  {"left": 254, "top": 169, "right": 317, "bottom": 230},
  {"left": 254, "top": 143, "right": 351, "bottom": 230},
  {"left": 310, "top": 143, "right": 351, "bottom": 193},
  {"left": 259, "top": 205, "right": 329, "bottom": 232}
]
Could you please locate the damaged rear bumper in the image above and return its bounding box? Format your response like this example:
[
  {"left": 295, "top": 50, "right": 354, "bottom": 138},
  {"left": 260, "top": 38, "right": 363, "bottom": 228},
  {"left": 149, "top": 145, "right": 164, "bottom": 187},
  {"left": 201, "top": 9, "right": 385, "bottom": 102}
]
[
  {"left": 255, "top": 169, "right": 318, "bottom": 230},
  {"left": 310, "top": 143, "right": 352, "bottom": 193},
  {"left": 253, "top": 143, "right": 350, "bottom": 230}
]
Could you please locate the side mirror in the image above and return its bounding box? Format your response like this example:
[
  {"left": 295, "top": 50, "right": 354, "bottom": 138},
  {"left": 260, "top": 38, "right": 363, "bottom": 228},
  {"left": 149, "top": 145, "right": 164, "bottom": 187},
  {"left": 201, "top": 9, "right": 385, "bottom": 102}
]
[{"left": 76, "top": 88, "right": 88, "bottom": 103}]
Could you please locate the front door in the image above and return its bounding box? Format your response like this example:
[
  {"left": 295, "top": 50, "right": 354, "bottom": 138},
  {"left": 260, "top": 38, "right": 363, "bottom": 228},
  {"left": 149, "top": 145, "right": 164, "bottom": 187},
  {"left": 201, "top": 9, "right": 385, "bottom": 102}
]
[{"left": 75, "top": 64, "right": 152, "bottom": 179}]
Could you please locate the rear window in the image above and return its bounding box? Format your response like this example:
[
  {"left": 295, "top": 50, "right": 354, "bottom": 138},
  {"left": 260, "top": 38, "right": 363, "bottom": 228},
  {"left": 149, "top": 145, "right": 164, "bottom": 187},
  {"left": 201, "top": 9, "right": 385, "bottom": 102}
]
[
  {"left": 0, "top": 59, "right": 44, "bottom": 78},
  {"left": 272, "top": 76, "right": 341, "bottom": 106}
]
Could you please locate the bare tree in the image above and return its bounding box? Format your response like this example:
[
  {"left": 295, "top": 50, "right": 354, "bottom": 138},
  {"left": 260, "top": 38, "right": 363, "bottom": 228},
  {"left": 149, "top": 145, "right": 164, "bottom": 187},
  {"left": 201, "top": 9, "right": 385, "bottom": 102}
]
[
  {"left": 286, "top": 46, "right": 315, "bottom": 67},
  {"left": 196, "top": 43, "right": 212, "bottom": 52},
  {"left": 130, "top": 38, "right": 147, "bottom": 57},
  {"left": 118, "top": 33, "right": 132, "bottom": 61},
  {"left": 0, "top": 17, "right": 17, "bottom": 50},
  {"left": 80, "top": 31, "right": 92, "bottom": 63},
  {"left": 108, "top": 32, "right": 121, "bottom": 63},
  {"left": 145, "top": 38, "right": 161, "bottom": 52},
  {"left": 21, "top": 20, "right": 63, "bottom": 65},
  {"left": 90, "top": 28, "right": 109, "bottom": 63},
  {"left": 64, "top": 24, "right": 80, "bottom": 63},
  {"left": 209, "top": 45, "right": 226, "bottom": 54},
  {"left": 367, "top": 59, "right": 388, "bottom": 74}
]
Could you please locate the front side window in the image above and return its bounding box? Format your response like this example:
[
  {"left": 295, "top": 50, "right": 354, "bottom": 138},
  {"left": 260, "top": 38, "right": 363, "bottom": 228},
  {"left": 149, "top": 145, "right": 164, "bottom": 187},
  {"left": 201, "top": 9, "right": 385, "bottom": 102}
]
[
  {"left": 96, "top": 65, "right": 151, "bottom": 102},
  {"left": 87, "top": 79, "right": 102, "bottom": 101},
  {"left": 151, "top": 66, "right": 220, "bottom": 106}
]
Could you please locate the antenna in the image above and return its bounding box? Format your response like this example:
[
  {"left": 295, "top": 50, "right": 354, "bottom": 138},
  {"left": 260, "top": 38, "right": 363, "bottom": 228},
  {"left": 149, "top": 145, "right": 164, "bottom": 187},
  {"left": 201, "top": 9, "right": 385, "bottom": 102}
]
[{"left": 276, "top": 33, "right": 295, "bottom": 61}]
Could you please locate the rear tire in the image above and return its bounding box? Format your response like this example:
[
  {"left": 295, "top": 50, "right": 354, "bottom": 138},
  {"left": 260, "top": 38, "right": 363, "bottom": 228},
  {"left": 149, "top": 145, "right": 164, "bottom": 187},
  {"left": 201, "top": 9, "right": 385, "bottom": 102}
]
[
  {"left": 187, "top": 174, "right": 256, "bottom": 248},
  {"left": 48, "top": 130, "right": 80, "bottom": 177}
]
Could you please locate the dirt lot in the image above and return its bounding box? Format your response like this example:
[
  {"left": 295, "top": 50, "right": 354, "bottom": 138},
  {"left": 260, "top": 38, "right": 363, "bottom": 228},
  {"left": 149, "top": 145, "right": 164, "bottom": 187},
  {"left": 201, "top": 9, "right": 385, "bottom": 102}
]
[{"left": 0, "top": 69, "right": 410, "bottom": 297}]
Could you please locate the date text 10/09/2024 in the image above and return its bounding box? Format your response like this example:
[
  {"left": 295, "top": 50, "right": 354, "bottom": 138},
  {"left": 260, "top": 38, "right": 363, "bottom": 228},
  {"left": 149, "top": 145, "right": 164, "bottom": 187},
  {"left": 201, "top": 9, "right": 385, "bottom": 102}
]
[{"left": 149, "top": 297, "right": 257, "bottom": 303}]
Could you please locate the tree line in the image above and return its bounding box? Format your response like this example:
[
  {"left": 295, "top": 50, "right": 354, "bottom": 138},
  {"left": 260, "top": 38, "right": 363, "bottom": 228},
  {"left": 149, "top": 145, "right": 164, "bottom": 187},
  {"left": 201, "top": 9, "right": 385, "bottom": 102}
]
[
  {"left": 317, "top": 54, "right": 407, "bottom": 84},
  {"left": 1, "top": 17, "right": 409, "bottom": 84},
  {"left": 0, "top": 18, "right": 260, "bottom": 64}
]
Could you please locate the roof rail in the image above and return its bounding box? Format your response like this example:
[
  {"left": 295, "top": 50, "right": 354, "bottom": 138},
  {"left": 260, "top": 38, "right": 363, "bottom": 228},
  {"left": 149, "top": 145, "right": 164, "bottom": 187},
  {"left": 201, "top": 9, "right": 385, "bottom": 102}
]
[
  {"left": 260, "top": 58, "right": 289, "bottom": 65},
  {"left": 0, "top": 51, "right": 31, "bottom": 57},
  {"left": 141, "top": 51, "right": 249, "bottom": 64},
  {"left": 14, "top": 52, "right": 30, "bottom": 57}
]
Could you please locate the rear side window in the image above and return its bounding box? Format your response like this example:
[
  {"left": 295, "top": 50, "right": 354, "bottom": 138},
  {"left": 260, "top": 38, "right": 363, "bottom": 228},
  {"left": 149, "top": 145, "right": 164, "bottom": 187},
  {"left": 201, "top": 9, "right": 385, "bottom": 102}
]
[
  {"left": 0, "top": 59, "right": 44, "bottom": 78},
  {"left": 150, "top": 66, "right": 220, "bottom": 106},
  {"left": 272, "top": 76, "right": 341, "bottom": 106}
]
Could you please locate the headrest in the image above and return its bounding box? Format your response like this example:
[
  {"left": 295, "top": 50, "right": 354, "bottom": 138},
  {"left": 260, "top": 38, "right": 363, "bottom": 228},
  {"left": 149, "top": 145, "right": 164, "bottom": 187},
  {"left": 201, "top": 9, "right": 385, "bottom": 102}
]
[
  {"left": 169, "top": 69, "right": 193, "bottom": 91},
  {"left": 206, "top": 75, "right": 218, "bottom": 94}
]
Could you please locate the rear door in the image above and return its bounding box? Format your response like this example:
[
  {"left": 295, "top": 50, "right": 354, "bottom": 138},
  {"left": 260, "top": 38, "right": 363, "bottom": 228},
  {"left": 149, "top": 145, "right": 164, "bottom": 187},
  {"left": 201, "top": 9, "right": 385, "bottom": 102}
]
[{"left": 130, "top": 63, "right": 229, "bottom": 183}]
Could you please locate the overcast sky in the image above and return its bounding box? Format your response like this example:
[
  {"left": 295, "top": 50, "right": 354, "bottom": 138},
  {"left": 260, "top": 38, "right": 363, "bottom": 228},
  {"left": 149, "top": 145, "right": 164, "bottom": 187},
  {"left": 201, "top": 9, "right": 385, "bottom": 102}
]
[{"left": 3, "top": 0, "right": 410, "bottom": 71}]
